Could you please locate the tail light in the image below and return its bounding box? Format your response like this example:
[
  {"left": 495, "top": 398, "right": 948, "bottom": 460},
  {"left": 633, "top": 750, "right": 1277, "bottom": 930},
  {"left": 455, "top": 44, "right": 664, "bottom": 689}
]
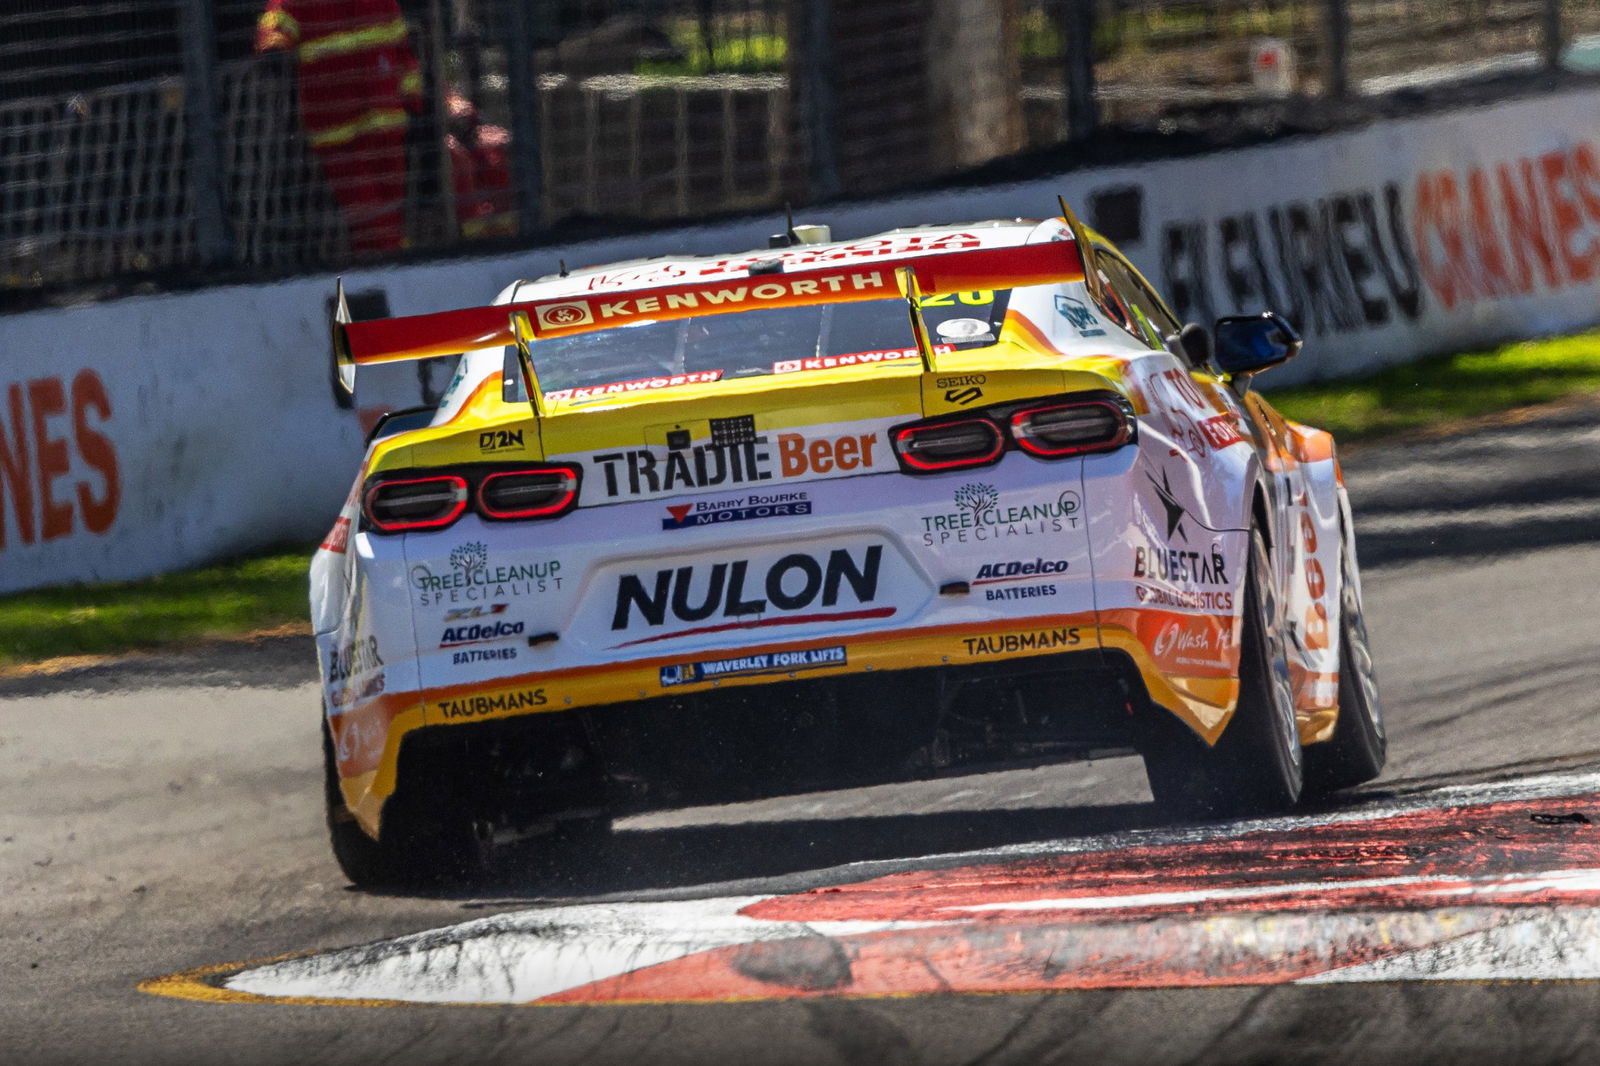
[
  {"left": 890, "top": 391, "right": 1135, "bottom": 475},
  {"left": 364, "top": 475, "right": 468, "bottom": 532},
  {"left": 361, "top": 463, "right": 582, "bottom": 534},
  {"left": 1010, "top": 399, "right": 1132, "bottom": 457},
  {"left": 893, "top": 419, "right": 1005, "bottom": 472},
  {"left": 477, "top": 465, "right": 580, "bottom": 519}
]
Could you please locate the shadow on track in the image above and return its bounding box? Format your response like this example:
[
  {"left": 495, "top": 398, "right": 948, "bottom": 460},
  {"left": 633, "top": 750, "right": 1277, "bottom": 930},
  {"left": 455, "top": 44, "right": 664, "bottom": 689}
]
[{"left": 366, "top": 783, "right": 1400, "bottom": 906}]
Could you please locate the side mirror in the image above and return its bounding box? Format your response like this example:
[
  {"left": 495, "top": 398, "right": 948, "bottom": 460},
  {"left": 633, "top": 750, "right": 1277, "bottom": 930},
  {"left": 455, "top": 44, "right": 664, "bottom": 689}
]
[
  {"left": 1213, "top": 312, "right": 1301, "bottom": 376},
  {"left": 1168, "top": 322, "right": 1214, "bottom": 367}
]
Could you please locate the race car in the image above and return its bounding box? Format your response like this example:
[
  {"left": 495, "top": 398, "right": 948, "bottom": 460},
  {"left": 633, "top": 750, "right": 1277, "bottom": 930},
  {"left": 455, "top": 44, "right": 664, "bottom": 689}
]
[{"left": 313, "top": 205, "right": 1385, "bottom": 885}]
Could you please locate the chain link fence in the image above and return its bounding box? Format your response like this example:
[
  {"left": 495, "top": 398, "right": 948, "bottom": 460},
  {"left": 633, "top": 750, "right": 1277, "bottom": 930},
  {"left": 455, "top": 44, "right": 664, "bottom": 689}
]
[{"left": 2, "top": 0, "right": 1595, "bottom": 297}]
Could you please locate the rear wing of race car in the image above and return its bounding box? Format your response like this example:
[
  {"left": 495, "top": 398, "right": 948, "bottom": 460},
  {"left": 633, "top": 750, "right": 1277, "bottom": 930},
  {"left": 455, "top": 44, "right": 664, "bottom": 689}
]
[{"left": 331, "top": 212, "right": 1099, "bottom": 402}]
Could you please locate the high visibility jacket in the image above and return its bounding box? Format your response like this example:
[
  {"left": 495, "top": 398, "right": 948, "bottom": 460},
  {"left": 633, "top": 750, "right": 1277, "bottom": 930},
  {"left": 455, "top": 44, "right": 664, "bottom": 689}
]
[{"left": 256, "top": 0, "right": 422, "bottom": 151}]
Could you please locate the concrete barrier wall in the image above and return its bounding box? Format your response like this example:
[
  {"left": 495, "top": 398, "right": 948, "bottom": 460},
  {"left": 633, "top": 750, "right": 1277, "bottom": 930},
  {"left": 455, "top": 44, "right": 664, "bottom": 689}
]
[{"left": 6, "top": 86, "right": 1600, "bottom": 592}]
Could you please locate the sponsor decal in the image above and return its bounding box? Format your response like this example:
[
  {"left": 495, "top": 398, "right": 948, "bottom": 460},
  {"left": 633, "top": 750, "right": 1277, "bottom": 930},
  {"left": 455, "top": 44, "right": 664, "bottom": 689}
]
[
  {"left": 331, "top": 707, "right": 386, "bottom": 766},
  {"left": 1150, "top": 619, "right": 1231, "bottom": 666},
  {"left": 1147, "top": 467, "right": 1190, "bottom": 541},
  {"left": 580, "top": 231, "right": 985, "bottom": 291},
  {"left": 662, "top": 491, "right": 812, "bottom": 531},
  {"left": 772, "top": 347, "right": 947, "bottom": 374},
  {"left": 935, "top": 317, "right": 994, "bottom": 342},
  {"left": 593, "top": 422, "right": 892, "bottom": 500},
  {"left": 920, "top": 482, "right": 1081, "bottom": 546},
  {"left": 544, "top": 371, "right": 722, "bottom": 403},
  {"left": 1198, "top": 413, "right": 1246, "bottom": 450},
  {"left": 0, "top": 370, "right": 120, "bottom": 552},
  {"left": 327, "top": 635, "right": 384, "bottom": 683},
  {"left": 776, "top": 432, "right": 878, "bottom": 477},
  {"left": 1146, "top": 368, "right": 1234, "bottom": 459},
  {"left": 549, "top": 270, "right": 895, "bottom": 333},
  {"left": 443, "top": 603, "right": 509, "bottom": 622},
  {"left": 1055, "top": 293, "right": 1106, "bottom": 336},
  {"left": 962, "top": 627, "right": 1082, "bottom": 656},
  {"left": 973, "top": 557, "right": 1070, "bottom": 584},
  {"left": 320, "top": 516, "right": 351, "bottom": 554},
  {"left": 1296, "top": 493, "right": 1332, "bottom": 651},
  {"left": 984, "top": 584, "right": 1056, "bottom": 601},
  {"left": 1135, "top": 584, "right": 1235, "bottom": 611},
  {"left": 936, "top": 374, "right": 986, "bottom": 406},
  {"left": 1134, "top": 543, "right": 1229, "bottom": 585},
  {"left": 612, "top": 546, "right": 884, "bottom": 632},
  {"left": 410, "top": 541, "right": 563, "bottom": 607},
  {"left": 535, "top": 302, "right": 594, "bottom": 329},
  {"left": 477, "top": 429, "right": 525, "bottom": 452},
  {"left": 591, "top": 438, "right": 774, "bottom": 498},
  {"left": 437, "top": 688, "right": 548, "bottom": 720},
  {"left": 452, "top": 647, "right": 518, "bottom": 666},
  {"left": 440, "top": 620, "right": 526, "bottom": 647},
  {"left": 329, "top": 671, "right": 385, "bottom": 708},
  {"left": 659, "top": 645, "right": 847, "bottom": 687}
]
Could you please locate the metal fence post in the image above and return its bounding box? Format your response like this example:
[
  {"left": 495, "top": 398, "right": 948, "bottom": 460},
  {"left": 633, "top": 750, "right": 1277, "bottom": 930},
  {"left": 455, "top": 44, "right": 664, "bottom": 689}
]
[
  {"left": 177, "top": 0, "right": 235, "bottom": 267},
  {"left": 503, "top": 0, "right": 543, "bottom": 238},
  {"left": 798, "top": 0, "right": 840, "bottom": 202},
  {"left": 1063, "top": 0, "right": 1098, "bottom": 141},
  {"left": 1324, "top": 0, "right": 1349, "bottom": 98},
  {"left": 1542, "top": 0, "right": 1563, "bottom": 72}
]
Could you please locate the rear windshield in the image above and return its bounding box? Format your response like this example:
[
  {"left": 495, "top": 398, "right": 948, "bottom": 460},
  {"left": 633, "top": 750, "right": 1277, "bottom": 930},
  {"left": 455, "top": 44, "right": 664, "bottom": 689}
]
[{"left": 522, "top": 288, "right": 1013, "bottom": 395}]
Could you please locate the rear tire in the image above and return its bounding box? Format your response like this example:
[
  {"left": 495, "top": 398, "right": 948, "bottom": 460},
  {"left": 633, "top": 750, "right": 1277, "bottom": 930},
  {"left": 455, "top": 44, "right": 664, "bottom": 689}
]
[
  {"left": 322, "top": 716, "right": 397, "bottom": 888},
  {"left": 1143, "top": 526, "right": 1304, "bottom": 819},
  {"left": 1304, "top": 531, "right": 1387, "bottom": 793},
  {"left": 322, "top": 716, "right": 494, "bottom": 888}
]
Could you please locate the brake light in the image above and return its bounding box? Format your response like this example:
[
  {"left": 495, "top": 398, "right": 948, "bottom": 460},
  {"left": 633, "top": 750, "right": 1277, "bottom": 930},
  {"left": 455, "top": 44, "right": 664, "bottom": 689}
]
[
  {"left": 893, "top": 418, "right": 1005, "bottom": 472},
  {"left": 1010, "top": 399, "right": 1133, "bottom": 457},
  {"left": 477, "top": 465, "right": 580, "bottom": 519},
  {"left": 364, "top": 475, "right": 468, "bottom": 532}
]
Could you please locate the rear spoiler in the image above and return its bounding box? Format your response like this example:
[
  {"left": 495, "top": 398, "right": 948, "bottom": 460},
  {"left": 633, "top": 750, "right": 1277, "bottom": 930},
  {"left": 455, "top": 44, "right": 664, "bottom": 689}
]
[{"left": 332, "top": 223, "right": 1093, "bottom": 400}]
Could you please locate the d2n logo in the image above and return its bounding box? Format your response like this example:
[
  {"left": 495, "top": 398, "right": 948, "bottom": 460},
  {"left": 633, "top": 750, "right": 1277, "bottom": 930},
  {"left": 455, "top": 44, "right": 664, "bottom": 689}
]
[{"left": 478, "top": 429, "right": 525, "bottom": 453}]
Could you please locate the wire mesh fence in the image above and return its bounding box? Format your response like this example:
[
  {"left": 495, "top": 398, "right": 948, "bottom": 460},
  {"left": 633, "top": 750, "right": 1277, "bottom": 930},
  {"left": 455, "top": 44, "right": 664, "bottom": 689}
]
[{"left": 0, "top": 0, "right": 1594, "bottom": 296}]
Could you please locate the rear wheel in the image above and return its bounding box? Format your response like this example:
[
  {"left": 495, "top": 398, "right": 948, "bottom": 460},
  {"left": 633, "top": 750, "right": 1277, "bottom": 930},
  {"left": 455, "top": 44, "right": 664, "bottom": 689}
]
[
  {"left": 1143, "top": 526, "right": 1304, "bottom": 819},
  {"left": 322, "top": 717, "right": 494, "bottom": 888},
  {"left": 322, "top": 716, "right": 396, "bottom": 888},
  {"left": 1304, "top": 532, "right": 1387, "bottom": 793}
]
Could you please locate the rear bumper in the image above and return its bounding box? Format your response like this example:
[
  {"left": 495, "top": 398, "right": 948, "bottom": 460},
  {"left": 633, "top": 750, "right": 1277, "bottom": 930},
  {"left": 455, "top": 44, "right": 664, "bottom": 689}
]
[{"left": 380, "top": 646, "right": 1169, "bottom": 827}]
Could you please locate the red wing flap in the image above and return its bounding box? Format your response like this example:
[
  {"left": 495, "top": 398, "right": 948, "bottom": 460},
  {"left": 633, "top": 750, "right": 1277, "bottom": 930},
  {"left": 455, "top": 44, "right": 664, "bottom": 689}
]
[{"left": 341, "top": 242, "right": 1085, "bottom": 366}]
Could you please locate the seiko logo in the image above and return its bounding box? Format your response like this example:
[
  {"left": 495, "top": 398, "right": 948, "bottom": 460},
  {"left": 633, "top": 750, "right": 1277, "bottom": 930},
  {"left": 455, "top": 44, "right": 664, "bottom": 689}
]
[{"left": 612, "top": 546, "right": 883, "bottom": 631}]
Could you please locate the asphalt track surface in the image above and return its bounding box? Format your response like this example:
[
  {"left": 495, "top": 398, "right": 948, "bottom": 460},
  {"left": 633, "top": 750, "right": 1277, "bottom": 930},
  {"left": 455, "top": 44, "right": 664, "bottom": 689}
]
[{"left": 6, "top": 400, "right": 1600, "bottom": 1065}]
